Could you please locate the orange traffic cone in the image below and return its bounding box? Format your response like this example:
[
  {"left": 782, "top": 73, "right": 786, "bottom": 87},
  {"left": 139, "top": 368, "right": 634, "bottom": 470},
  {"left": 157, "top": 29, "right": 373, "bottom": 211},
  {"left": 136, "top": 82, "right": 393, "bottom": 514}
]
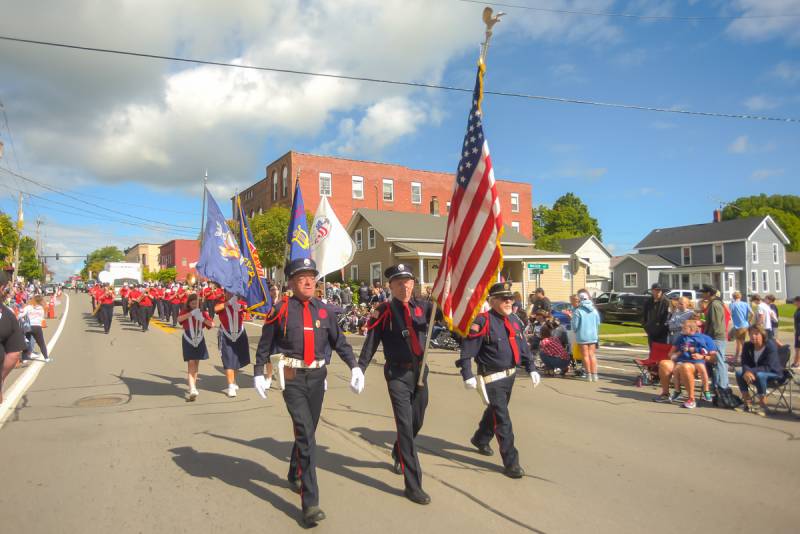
[{"left": 47, "top": 296, "right": 55, "bottom": 319}]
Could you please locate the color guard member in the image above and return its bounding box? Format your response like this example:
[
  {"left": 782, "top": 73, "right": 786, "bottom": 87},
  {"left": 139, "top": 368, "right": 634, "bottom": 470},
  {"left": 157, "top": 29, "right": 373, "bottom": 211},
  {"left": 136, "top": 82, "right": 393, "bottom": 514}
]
[
  {"left": 215, "top": 289, "right": 250, "bottom": 397},
  {"left": 177, "top": 293, "right": 213, "bottom": 401}
]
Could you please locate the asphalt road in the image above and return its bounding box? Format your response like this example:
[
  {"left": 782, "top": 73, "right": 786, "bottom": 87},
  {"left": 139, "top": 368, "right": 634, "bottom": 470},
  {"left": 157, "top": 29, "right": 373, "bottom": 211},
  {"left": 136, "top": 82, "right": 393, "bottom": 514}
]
[{"left": 0, "top": 293, "right": 798, "bottom": 534}]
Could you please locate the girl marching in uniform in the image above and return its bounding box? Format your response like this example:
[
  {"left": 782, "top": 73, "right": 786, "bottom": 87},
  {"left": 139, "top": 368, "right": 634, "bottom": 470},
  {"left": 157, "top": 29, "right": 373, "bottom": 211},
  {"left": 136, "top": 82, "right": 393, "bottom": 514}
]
[
  {"left": 215, "top": 290, "right": 251, "bottom": 397},
  {"left": 177, "top": 293, "right": 213, "bottom": 401}
]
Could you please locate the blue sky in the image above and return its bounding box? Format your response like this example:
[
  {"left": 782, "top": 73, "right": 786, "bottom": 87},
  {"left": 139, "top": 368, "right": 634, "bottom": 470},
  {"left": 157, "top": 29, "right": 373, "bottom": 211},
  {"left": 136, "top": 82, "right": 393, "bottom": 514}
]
[{"left": 0, "top": 0, "right": 798, "bottom": 279}]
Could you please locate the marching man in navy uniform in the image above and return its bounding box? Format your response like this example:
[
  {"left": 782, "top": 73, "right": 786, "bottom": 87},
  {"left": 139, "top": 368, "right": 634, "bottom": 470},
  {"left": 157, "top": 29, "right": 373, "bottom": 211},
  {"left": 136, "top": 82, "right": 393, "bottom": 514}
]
[
  {"left": 253, "top": 257, "right": 364, "bottom": 527},
  {"left": 357, "top": 263, "right": 434, "bottom": 505},
  {"left": 458, "top": 281, "right": 541, "bottom": 479}
]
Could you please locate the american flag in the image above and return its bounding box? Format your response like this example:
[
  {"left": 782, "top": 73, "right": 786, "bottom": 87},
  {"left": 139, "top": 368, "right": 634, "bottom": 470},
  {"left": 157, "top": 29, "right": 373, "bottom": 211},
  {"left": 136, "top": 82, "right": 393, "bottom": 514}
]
[{"left": 432, "top": 62, "right": 503, "bottom": 336}]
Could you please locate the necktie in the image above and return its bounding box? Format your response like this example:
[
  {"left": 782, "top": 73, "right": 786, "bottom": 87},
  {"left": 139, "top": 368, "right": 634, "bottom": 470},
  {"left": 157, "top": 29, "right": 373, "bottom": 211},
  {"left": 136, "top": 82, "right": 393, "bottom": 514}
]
[
  {"left": 303, "top": 301, "right": 315, "bottom": 365},
  {"left": 402, "top": 302, "right": 422, "bottom": 356},
  {"left": 503, "top": 317, "right": 520, "bottom": 365}
]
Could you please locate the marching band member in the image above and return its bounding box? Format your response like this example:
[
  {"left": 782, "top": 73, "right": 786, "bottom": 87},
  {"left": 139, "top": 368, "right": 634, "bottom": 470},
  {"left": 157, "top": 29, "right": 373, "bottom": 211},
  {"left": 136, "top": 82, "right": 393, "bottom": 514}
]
[
  {"left": 138, "top": 285, "right": 154, "bottom": 332},
  {"left": 128, "top": 285, "right": 141, "bottom": 326},
  {"left": 170, "top": 285, "right": 185, "bottom": 327},
  {"left": 215, "top": 289, "right": 250, "bottom": 397},
  {"left": 177, "top": 293, "right": 213, "bottom": 401},
  {"left": 357, "top": 263, "right": 434, "bottom": 505},
  {"left": 458, "top": 282, "right": 541, "bottom": 479},
  {"left": 120, "top": 283, "right": 130, "bottom": 318},
  {"left": 98, "top": 284, "right": 115, "bottom": 334},
  {"left": 254, "top": 258, "right": 362, "bottom": 527}
]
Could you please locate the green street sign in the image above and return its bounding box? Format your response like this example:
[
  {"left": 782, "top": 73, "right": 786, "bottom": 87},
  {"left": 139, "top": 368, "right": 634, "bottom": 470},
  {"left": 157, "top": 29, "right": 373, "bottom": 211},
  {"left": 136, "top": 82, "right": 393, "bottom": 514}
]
[
  {"left": 530, "top": 269, "right": 543, "bottom": 275},
  {"left": 527, "top": 263, "right": 549, "bottom": 269}
]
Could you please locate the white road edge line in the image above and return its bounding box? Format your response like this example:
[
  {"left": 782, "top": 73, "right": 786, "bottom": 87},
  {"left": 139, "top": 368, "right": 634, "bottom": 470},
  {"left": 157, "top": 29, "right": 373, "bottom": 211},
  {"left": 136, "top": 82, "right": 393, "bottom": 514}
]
[{"left": 0, "top": 294, "right": 70, "bottom": 429}]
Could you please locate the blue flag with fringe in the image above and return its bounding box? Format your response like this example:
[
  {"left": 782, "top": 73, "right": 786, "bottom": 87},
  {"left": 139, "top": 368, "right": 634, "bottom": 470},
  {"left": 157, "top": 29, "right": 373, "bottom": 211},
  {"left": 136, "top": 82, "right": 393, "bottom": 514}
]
[
  {"left": 287, "top": 179, "right": 311, "bottom": 262},
  {"left": 196, "top": 189, "right": 248, "bottom": 296},
  {"left": 236, "top": 195, "right": 271, "bottom": 317}
]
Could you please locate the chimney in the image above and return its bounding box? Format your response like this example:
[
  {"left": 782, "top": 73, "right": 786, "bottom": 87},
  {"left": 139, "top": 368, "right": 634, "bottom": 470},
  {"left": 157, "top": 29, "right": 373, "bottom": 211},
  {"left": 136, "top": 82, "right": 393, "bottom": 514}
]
[
  {"left": 713, "top": 209, "right": 721, "bottom": 223},
  {"left": 430, "top": 196, "right": 439, "bottom": 216}
]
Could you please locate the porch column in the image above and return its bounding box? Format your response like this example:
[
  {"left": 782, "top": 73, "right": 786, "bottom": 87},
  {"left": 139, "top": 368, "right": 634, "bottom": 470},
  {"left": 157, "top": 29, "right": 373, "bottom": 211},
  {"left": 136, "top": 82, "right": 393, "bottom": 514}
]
[{"left": 418, "top": 257, "right": 425, "bottom": 285}]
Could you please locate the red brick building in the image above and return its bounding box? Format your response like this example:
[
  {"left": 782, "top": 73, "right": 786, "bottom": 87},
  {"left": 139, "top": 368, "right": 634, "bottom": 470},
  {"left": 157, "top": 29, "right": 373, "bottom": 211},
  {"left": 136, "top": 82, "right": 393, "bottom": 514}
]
[
  {"left": 159, "top": 239, "right": 199, "bottom": 281},
  {"left": 237, "top": 151, "right": 533, "bottom": 239}
]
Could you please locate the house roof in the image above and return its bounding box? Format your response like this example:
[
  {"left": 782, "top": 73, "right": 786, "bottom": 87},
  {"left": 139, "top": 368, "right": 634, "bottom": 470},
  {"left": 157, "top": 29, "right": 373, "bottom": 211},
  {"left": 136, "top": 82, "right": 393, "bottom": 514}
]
[
  {"left": 348, "top": 209, "right": 530, "bottom": 245},
  {"left": 619, "top": 253, "right": 676, "bottom": 269},
  {"left": 559, "top": 235, "right": 612, "bottom": 257},
  {"left": 635, "top": 216, "right": 789, "bottom": 249},
  {"left": 787, "top": 251, "right": 800, "bottom": 266}
]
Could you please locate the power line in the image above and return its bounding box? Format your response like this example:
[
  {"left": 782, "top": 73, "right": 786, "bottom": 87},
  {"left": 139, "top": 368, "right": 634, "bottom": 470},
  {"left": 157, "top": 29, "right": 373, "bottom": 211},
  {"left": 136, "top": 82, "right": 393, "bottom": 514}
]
[
  {"left": 0, "top": 34, "right": 797, "bottom": 124},
  {"left": 0, "top": 166, "right": 199, "bottom": 230},
  {"left": 453, "top": 0, "right": 800, "bottom": 20}
]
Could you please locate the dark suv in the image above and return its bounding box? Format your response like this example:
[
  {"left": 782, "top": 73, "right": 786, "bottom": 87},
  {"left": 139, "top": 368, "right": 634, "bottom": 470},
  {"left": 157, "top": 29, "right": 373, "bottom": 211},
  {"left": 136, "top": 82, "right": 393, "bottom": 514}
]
[{"left": 601, "top": 294, "right": 649, "bottom": 324}]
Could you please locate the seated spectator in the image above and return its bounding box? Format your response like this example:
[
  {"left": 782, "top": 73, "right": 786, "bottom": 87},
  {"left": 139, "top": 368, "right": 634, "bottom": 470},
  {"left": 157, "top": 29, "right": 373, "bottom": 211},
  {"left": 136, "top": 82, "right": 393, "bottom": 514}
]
[
  {"left": 735, "top": 325, "right": 783, "bottom": 414},
  {"left": 538, "top": 324, "right": 570, "bottom": 376},
  {"left": 666, "top": 297, "right": 694, "bottom": 345},
  {"left": 526, "top": 311, "right": 547, "bottom": 352},
  {"left": 669, "top": 319, "right": 715, "bottom": 408}
]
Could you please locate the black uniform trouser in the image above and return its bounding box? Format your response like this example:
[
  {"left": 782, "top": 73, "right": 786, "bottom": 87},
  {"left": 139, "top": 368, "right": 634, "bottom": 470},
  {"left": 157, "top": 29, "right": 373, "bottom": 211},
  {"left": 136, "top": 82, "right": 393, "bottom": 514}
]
[
  {"left": 473, "top": 373, "right": 519, "bottom": 469},
  {"left": 284, "top": 367, "right": 327, "bottom": 510},
  {"left": 386, "top": 363, "right": 429, "bottom": 493},
  {"left": 170, "top": 303, "right": 180, "bottom": 326},
  {"left": 155, "top": 299, "right": 164, "bottom": 319},
  {"left": 139, "top": 305, "right": 152, "bottom": 331},
  {"left": 121, "top": 298, "right": 128, "bottom": 317},
  {"left": 100, "top": 304, "right": 113, "bottom": 333},
  {"left": 27, "top": 326, "right": 48, "bottom": 358},
  {"left": 130, "top": 303, "right": 139, "bottom": 324}
]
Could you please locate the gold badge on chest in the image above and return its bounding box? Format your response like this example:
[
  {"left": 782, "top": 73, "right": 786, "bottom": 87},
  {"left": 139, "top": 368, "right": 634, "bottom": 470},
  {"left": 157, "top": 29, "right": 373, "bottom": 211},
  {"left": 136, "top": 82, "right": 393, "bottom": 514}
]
[{"left": 315, "top": 320, "right": 321, "bottom": 328}]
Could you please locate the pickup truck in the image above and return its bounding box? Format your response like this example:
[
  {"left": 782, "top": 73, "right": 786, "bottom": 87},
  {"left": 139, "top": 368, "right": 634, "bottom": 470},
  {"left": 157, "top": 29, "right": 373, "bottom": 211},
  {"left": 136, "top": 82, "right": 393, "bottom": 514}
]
[{"left": 598, "top": 294, "right": 650, "bottom": 325}]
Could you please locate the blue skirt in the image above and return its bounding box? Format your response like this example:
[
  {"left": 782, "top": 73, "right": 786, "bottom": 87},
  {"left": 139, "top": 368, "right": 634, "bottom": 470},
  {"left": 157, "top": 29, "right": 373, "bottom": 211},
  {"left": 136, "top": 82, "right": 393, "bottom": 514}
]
[
  {"left": 182, "top": 337, "right": 209, "bottom": 362},
  {"left": 218, "top": 330, "right": 251, "bottom": 370}
]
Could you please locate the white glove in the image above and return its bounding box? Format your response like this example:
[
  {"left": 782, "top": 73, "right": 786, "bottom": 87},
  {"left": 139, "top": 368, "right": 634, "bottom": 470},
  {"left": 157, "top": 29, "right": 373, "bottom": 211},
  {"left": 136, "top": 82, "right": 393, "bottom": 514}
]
[
  {"left": 530, "top": 371, "right": 541, "bottom": 389},
  {"left": 191, "top": 308, "right": 203, "bottom": 319},
  {"left": 254, "top": 375, "right": 271, "bottom": 399},
  {"left": 464, "top": 377, "right": 477, "bottom": 390},
  {"left": 350, "top": 367, "right": 365, "bottom": 395}
]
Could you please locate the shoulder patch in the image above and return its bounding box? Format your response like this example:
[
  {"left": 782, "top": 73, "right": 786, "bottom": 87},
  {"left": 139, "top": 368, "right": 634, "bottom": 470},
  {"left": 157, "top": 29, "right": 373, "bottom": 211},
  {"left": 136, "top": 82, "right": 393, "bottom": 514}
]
[{"left": 470, "top": 323, "right": 481, "bottom": 333}]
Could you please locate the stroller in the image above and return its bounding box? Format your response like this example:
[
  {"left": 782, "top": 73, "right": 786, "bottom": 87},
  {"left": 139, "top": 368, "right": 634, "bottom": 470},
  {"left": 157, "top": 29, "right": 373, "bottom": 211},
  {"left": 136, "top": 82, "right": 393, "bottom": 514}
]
[{"left": 633, "top": 342, "right": 672, "bottom": 387}]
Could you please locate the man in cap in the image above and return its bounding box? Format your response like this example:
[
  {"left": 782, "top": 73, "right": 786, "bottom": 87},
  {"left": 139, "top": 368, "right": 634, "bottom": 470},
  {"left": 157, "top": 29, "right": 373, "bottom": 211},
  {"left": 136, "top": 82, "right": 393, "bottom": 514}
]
[
  {"left": 458, "top": 281, "right": 540, "bottom": 479},
  {"left": 357, "top": 263, "right": 436, "bottom": 505},
  {"left": 642, "top": 283, "right": 670, "bottom": 347},
  {"left": 700, "top": 284, "right": 729, "bottom": 391},
  {"left": 253, "top": 257, "right": 363, "bottom": 527}
]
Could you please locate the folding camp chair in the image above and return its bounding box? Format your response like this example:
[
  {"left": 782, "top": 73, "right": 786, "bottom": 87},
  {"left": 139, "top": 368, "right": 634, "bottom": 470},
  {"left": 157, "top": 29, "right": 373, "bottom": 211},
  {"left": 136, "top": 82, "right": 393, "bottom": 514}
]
[
  {"left": 634, "top": 342, "right": 672, "bottom": 387},
  {"left": 747, "top": 344, "right": 794, "bottom": 414}
]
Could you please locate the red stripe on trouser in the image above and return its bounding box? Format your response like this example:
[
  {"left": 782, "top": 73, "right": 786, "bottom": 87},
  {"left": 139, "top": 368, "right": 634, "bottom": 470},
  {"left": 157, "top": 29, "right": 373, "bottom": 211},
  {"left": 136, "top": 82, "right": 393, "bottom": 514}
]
[{"left": 294, "top": 424, "right": 303, "bottom": 501}]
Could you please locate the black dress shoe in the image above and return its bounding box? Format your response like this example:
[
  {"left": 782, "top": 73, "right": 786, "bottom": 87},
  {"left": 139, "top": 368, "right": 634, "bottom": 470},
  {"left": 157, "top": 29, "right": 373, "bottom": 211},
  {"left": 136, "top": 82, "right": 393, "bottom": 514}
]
[
  {"left": 470, "top": 436, "right": 494, "bottom": 456},
  {"left": 503, "top": 465, "right": 525, "bottom": 479},
  {"left": 404, "top": 488, "right": 431, "bottom": 505},
  {"left": 303, "top": 506, "right": 326, "bottom": 526},
  {"left": 287, "top": 477, "right": 302, "bottom": 494}
]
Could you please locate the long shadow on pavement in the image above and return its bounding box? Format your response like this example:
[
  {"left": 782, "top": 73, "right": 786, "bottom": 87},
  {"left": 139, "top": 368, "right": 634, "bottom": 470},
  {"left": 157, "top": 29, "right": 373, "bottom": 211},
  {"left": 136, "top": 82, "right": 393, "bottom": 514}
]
[
  {"left": 147, "top": 372, "right": 231, "bottom": 397},
  {"left": 204, "top": 432, "right": 403, "bottom": 498},
  {"left": 168, "top": 446, "right": 302, "bottom": 526}
]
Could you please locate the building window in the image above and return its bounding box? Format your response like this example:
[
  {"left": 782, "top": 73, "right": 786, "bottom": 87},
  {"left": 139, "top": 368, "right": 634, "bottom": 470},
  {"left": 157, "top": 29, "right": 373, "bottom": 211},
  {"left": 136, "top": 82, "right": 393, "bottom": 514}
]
[
  {"left": 510, "top": 193, "right": 519, "bottom": 213},
  {"left": 623, "top": 273, "right": 638, "bottom": 288},
  {"left": 713, "top": 243, "right": 723, "bottom": 264},
  {"left": 446, "top": 201, "right": 451, "bottom": 214},
  {"left": 352, "top": 176, "right": 364, "bottom": 200},
  {"left": 775, "top": 270, "right": 782, "bottom": 292},
  {"left": 350, "top": 265, "right": 359, "bottom": 281},
  {"left": 354, "top": 229, "right": 363, "bottom": 251},
  {"left": 411, "top": 182, "right": 422, "bottom": 204},
  {"left": 181, "top": 258, "right": 187, "bottom": 266},
  {"left": 751, "top": 242, "right": 758, "bottom": 263},
  {"left": 772, "top": 243, "right": 779, "bottom": 264},
  {"left": 282, "top": 165, "right": 288, "bottom": 197},
  {"left": 761, "top": 270, "right": 769, "bottom": 292},
  {"left": 382, "top": 179, "right": 394, "bottom": 202},
  {"left": 750, "top": 270, "right": 757, "bottom": 292},
  {"left": 141, "top": 254, "right": 147, "bottom": 266},
  {"left": 562, "top": 264, "right": 572, "bottom": 281},
  {"left": 368, "top": 227, "right": 376, "bottom": 249},
  {"left": 511, "top": 221, "right": 520, "bottom": 232},
  {"left": 319, "top": 172, "right": 332, "bottom": 197},
  {"left": 681, "top": 247, "right": 691, "bottom": 266},
  {"left": 272, "top": 171, "right": 278, "bottom": 201},
  {"left": 370, "top": 262, "right": 382, "bottom": 285}
]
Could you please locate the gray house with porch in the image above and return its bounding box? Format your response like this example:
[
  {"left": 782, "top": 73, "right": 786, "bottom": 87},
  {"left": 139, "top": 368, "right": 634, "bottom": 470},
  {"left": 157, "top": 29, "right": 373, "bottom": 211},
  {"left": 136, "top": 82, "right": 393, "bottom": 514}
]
[{"left": 613, "top": 215, "right": 789, "bottom": 301}]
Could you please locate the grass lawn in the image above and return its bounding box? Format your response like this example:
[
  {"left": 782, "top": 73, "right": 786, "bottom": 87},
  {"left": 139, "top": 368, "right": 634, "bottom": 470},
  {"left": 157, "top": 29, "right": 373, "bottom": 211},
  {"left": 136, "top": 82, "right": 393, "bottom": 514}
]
[
  {"left": 599, "top": 336, "right": 649, "bottom": 346},
  {"left": 777, "top": 303, "right": 795, "bottom": 319},
  {"left": 599, "top": 322, "right": 644, "bottom": 335}
]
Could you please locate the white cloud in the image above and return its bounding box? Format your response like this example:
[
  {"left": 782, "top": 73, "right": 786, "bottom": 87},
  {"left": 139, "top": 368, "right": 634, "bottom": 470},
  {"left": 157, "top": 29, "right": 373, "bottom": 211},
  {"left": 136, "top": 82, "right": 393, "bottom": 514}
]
[
  {"left": 750, "top": 168, "right": 784, "bottom": 181},
  {"left": 743, "top": 95, "right": 781, "bottom": 111},
  {"left": 728, "top": 135, "right": 750, "bottom": 153},
  {"left": 727, "top": 0, "right": 800, "bottom": 43},
  {"left": 772, "top": 61, "right": 800, "bottom": 83},
  {"left": 550, "top": 63, "right": 585, "bottom": 83}
]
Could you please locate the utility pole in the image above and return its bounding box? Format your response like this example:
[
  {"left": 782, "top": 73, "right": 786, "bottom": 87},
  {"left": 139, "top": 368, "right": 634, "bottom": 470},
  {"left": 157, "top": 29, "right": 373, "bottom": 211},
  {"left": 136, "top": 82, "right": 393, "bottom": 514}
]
[
  {"left": 35, "top": 216, "right": 43, "bottom": 282},
  {"left": 12, "top": 192, "right": 23, "bottom": 282}
]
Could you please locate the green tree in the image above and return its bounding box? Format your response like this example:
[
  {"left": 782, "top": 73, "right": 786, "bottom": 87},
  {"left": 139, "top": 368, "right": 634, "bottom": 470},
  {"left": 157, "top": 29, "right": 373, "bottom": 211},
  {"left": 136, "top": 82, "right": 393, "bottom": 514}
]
[
  {"left": 249, "top": 206, "right": 314, "bottom": 269},
  {"left": 532, "top": 193, "right": 602, "bottom": 251},
  {"left": 721, "top": 194, "right": 800, "bottom": 251},
  {"left": 80, "top": 246, "right": 125, "bottom": 279},
  {"left": 0, "top": 212, "right": 19, "bottom": 265},
  {"left": 18, "top": 236, "right": 42, "bottom": 281},
  {"left": 156, "top": 267, "right": 176, "bottom": 284}
]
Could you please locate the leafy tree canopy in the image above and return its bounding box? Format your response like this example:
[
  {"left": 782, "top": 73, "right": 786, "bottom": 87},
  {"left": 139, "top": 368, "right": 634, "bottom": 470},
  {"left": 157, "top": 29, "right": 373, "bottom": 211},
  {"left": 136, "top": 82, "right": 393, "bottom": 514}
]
[
  {"left": 18, "top": 236, "right": 41, "bottom": 281},
  {"left": 532, "top": 193, "right": 602, "bottom": 252},
  {"left": 721, "top": 194, "right": 800, "bottom": 252},
  {"left": 249, "top": 206, "right": 313, "bottom": 270},
  {"left": 0, "top": 212, "right": 18, "bottom": 265},
  {"left": 81, "top": 246, "right": 124, "bottom": 279}
]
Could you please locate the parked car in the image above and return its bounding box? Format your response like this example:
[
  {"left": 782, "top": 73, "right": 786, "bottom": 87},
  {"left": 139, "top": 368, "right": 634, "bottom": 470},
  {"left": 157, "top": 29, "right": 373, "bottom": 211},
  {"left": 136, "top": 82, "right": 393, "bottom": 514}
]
[
  {"left": 549, "top": 301, "right": 573, "bottom": 330},
  {"left": 665, "top": 289, "right": 699, "bottom": 303},
  {"left": 601, "top": 294, "right": 650, "bottom": 324},
  {"left": 593, "top": 292, "right": 632, "bottom": 321},
  {"left": 43, "top": 284, "right": 56, "bottom": 296}
]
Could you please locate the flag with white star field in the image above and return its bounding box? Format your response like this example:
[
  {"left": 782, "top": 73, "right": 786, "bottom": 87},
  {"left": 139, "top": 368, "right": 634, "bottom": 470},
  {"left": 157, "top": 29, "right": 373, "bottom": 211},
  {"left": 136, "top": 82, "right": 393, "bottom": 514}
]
[{"left": 432, "top": 61, "right": 504, "bottom": 336}]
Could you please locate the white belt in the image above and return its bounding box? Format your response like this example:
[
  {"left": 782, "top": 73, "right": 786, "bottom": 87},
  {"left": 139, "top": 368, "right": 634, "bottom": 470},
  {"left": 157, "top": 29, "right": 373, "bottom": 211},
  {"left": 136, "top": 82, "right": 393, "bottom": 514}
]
[
  {"left": 281, "top": 355, "right": 326, "bottom": 369},
  {"left": 482, "top": 368, "right": 516, "bottom": 384}
]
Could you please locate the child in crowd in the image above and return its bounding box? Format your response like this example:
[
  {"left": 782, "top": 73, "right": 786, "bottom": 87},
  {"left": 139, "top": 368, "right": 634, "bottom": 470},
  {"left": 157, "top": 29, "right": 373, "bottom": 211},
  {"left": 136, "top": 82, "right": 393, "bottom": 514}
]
[{"left": 670, "top": 318, "right": 716, "bottom": 403}]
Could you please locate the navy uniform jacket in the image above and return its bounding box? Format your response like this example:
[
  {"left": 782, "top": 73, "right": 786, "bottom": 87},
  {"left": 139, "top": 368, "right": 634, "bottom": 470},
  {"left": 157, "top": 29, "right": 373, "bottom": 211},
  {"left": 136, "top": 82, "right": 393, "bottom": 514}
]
[
  {"left": 358, "top": 298, "right": 433, "bottom": 371},
  {"left": 457, "top": 310, "right": 534, "bottom": 380},
  {"left": 254, "top": 296, "right": 356, "bottom": 376}
]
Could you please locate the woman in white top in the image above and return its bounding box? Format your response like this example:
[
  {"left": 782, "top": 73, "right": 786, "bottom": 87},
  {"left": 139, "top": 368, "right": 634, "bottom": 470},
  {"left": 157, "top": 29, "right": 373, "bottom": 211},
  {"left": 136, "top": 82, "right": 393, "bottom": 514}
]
[{"left": 20, "top": 295, "right": 49, "bottom": 362}]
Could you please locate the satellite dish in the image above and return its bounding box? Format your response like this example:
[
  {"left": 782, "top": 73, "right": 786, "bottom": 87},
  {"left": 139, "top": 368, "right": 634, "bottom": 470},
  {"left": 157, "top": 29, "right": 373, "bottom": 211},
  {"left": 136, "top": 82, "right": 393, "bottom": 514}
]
[{"left": 98, "top": 270, "right": 113, "bottom": 284}]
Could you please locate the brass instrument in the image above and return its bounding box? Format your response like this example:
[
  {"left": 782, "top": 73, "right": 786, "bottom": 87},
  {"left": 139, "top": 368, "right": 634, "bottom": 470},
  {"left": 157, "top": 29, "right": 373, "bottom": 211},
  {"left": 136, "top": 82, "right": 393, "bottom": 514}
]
[{"left": 186, "top": 272, "right": 198, "bottom": 287}]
